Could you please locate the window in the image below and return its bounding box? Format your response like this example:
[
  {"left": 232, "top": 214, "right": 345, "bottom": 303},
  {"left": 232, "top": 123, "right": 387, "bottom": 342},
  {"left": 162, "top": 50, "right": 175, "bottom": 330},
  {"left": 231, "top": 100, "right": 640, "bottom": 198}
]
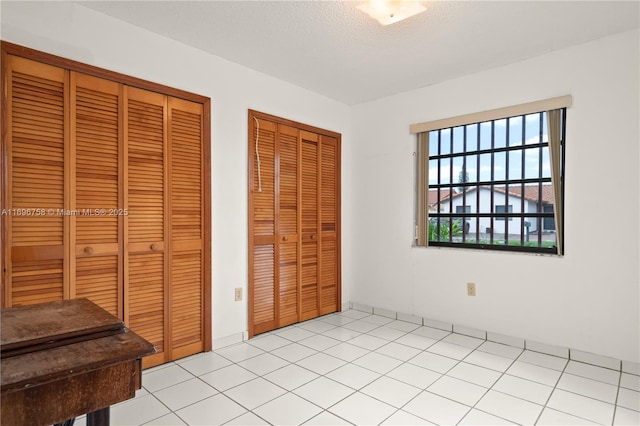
[
  {"left": 543, "top": 204, "right": 555, "bottom": 230},
  {"left": 495, "top": 205, "right": 513, "bottom": 221},
  {"left": 413, "top": 96, "right": 569, "bottom": 255}
]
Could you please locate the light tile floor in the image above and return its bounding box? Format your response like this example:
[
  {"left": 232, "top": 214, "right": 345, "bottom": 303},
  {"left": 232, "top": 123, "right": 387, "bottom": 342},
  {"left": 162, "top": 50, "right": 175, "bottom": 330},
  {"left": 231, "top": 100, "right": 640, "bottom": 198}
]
[{"left": 78, "top": 310, "right": 639, "bottom": 425}]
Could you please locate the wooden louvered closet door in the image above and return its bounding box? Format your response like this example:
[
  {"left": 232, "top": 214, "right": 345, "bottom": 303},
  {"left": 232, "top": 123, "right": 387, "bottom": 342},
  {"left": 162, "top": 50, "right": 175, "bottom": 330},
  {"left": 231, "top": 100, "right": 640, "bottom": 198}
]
[
  {"left": 248, "top": 110, "right": 340, "bottom": 337},
  {"left": 71, "top": 73, "right": 123, "bottom": 318},
  {"left": 168, "top": 97, "right": 206, "bottom": 360},
  {"left": 277, "top": 125, "right": 300, "bottom": 327},
  {"left": 250, "top": 119, "right": 278, "bottom": 334},
  {"left": 300, "top": 131, "right": 319, "bottom": 321},
  {"left": 2, "top": 44, "right": 211, "bottom": 369},
  {"left": 249, "top": 121, "right": 302, "bottom": 334},
  {"left": 124, "top": 87, "right": 167, "bottom": 367},
  {"left": 319, "top": 135, "right": 339, "bottom": 314},
  {"left": 3, "top": 56, "right": 69, "bottom": 306}
]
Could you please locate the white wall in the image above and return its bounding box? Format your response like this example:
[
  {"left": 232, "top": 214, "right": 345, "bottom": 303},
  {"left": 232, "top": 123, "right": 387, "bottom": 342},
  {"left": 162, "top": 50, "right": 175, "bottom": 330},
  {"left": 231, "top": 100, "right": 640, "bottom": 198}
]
[
  {"left": 0, "top": 2, "right": 353, "bottom": 344},
  {"left": 351, "top": 29, "right": 640, "bottom": 363}
]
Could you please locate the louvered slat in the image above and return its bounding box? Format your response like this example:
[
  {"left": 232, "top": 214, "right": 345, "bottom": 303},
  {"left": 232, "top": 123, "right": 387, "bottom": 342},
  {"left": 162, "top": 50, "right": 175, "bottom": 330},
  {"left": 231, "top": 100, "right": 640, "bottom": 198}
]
[
  {"left": 171, "top": 250, "right": 202, "bottom": 348},
  {"left": 321, "top": 141, "right": 337, "bottom": 232},
  {"left": 253, "top": 245, "right": 276, "bottom": 325},
  {"left": 170, "top": 107, "right": 202, "bottom": 241},
  {"left": 128, "top": 98, "right": 165, "bottom": 243},
  {"left": 279, "top": 241, "right": 298, "bottom": 325},
  {"left": 302, "top": 139, "right": 318, "bottom": 234},
  {"left": 253, "top": 125, "right": 276, "bottom": 236},
  {"left": 74, "top": 79, "right": 119, "bottom": 246},
  {"left": 75, "top": 256, "right": 119, "bottom": 316},
  {"left": 11, "top": 259, "right": 64, "bottom": 306},
  {"left": 128, "top": 253, "right": 164, "bottom": 353},
  {"left": 171, "top": 250, "right": 203, "bottom": 353},
  {"left": 321, "top": 239, "right": 337, "bottom": 312},
  {"left": 279, "top": 128, "right": 298, "bottom": 236},
  {"left": 11, "top": 72, "right": 65, "bottom": 246}
]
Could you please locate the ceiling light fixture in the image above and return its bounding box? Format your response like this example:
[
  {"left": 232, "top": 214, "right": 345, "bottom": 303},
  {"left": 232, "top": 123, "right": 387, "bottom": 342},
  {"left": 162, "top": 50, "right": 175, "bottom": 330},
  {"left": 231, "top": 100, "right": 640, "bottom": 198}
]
[{"left": 357, "top": 0, "right": 426, "bottom": 26}]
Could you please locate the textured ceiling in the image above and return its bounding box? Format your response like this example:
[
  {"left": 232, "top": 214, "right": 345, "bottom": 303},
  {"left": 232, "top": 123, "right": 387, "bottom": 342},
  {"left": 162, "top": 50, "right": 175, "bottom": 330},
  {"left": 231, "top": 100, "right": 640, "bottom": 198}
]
[{"left": 78, "top": 1, "right": 639, "bottom": 105}]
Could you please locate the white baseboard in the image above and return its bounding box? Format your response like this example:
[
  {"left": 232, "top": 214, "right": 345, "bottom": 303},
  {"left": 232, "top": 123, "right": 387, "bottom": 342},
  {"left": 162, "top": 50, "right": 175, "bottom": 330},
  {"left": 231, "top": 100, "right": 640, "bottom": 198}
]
[{"left": 348, "top": 300, "right": 637, "bottom": 372}]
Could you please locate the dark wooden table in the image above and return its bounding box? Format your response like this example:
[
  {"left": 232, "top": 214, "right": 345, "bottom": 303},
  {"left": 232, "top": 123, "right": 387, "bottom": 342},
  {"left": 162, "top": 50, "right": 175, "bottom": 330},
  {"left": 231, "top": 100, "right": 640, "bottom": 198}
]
[{"left": 1, "top": 298, "right": 156, "bottom": 426}]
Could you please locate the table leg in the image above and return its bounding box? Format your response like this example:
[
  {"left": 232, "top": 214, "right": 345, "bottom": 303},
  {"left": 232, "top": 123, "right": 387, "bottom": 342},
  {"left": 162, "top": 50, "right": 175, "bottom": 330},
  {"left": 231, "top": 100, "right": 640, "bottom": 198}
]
[{"left": 86, "top": 407, "right": 110, "bottom": 426}]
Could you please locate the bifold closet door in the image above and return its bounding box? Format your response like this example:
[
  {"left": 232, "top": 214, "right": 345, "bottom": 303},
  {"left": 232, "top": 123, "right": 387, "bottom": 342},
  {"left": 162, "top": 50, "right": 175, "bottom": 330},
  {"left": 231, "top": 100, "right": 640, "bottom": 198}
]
[
  {"left": 70, "top": 72, "right": 123, "bottom": 318},
  {"left": 249, "top": 118, "right": 278, "bottom": 335},
  {"left": 249, "top": 120, "right": 301, "bottom": 335},
  {"left": 3, "top": 44, "right": 211, "bottom": 368},
  {"left": 124, "top": 86, "right": 168, "bottom": 367},
  {"left": 319, "top": 135, "right": 339, "bottom": 315},
  {"left": 3, "top": 56, "right": 69, "bottom": 306},
  {"left": 248, "top": 111, "right": 341, "bottom": 338},
  {"left": 300, "top": 131, "right": 319, "bottom": 321},
  {"left": 3, "top": 58, "right": 124, "bottom": 317},
  {"left": 277, "top": 125, "right": 300, "bottom": 328},
  {"left": 300, "top": 133, "right": 340, "bottom": 319},
  {"left": 168, "top": 97, "right": 207, "bottom": 359}
]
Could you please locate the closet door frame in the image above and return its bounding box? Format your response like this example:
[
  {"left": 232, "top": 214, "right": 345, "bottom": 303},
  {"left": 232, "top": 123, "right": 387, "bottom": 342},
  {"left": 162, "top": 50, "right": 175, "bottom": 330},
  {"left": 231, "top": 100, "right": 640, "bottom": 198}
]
[
  {"left": 248, "top": 110, "right": 341, "bottom": 338},
  {"left": 1, "top": 42, "right": 212, "bottom": 355}
]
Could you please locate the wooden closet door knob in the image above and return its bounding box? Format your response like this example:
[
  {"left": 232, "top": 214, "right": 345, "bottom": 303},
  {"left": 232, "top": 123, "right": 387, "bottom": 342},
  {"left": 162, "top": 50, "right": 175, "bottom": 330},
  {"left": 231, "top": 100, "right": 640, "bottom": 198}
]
[
  {"left": 282, "top": 236, "right": 288, "bottom": 241},
  {"left": 311, "top": 234, "right": 316, "bottom": 240},
  {"left": 150, "top": 243, "right": 159, "bottom": 250},
  {"left": 84, "top": 247, "right": 94, "bottom": 255}
]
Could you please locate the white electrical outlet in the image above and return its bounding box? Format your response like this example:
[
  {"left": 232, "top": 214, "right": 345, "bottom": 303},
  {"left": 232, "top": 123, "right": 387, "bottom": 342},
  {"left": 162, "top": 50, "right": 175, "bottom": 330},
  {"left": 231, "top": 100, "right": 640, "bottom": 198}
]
[
  {"left": 467, "top": 282, "right": 476, "bottom": 296},
  {"left": 234, "top": 287, "right": 243, "bottom": 301}
]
